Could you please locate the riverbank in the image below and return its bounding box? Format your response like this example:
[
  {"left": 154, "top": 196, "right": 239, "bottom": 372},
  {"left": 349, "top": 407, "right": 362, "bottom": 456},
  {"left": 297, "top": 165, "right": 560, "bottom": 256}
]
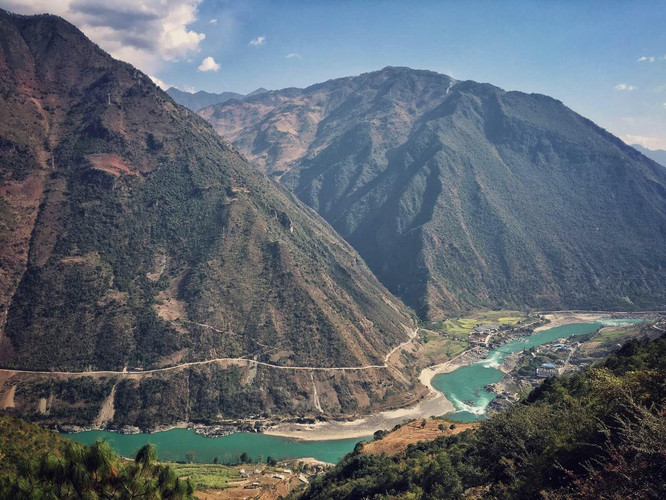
[
  {"left": 63, "top": 312, "right": 653, "bottom": 443},
  {"left": 263, "top": 347, "right": 492, "bottom": 441},
  {"left": 534, "top": 312, "right": 609, "bottom": 332}
]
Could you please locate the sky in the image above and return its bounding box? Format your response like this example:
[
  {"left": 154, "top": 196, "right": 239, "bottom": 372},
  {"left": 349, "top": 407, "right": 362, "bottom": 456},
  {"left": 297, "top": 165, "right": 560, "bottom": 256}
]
[{"left": 3, "top": 0, "right": 666, "bottom": 149}]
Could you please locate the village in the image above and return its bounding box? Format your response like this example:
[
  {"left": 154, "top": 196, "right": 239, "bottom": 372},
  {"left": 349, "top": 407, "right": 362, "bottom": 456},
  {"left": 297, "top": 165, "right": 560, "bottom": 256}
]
[{"left": 483, "top": 318, "right": 666, "bottom": 413}]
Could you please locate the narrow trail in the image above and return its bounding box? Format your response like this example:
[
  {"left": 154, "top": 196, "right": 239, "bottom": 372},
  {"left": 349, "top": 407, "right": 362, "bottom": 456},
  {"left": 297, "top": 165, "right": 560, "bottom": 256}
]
[{"left": 0, "top": 328, "right": 420, "bottom": 378}]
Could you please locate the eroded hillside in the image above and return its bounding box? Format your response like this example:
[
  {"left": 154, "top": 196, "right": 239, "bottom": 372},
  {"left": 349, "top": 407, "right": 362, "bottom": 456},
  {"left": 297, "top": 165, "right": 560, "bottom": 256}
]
[{"left": 0, "top": 10, "right": 416, "bottom": 427}]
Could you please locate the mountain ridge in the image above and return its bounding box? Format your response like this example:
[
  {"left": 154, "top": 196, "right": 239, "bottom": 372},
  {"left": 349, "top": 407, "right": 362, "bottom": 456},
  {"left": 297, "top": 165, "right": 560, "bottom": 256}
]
[
  {"left": 201, "top": 66, "right": 666, "bottom": 319},
  {"left": 167, "top": 86, "right": 269, "bottom": 112},
  {"left": 0, "top": 10, "right": 417, "bottom": 426},
  {"left": 632, "top": 143, "right": 666, "bottom": 168}
]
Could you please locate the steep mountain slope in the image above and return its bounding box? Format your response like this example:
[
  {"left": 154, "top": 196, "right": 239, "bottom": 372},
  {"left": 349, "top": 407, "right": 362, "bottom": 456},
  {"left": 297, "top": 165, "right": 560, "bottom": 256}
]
[
  {"left": 0, "top": 11, "right": 414, "bottom": 424},
  {"left": 167, "top": 87, "right": 268, "bottom": 112},
  {"left": 201, "top": 67, "right": 666, "bottom": 318},
  {"left": 632, "top": 144, "right": 666, "bottom": 168}
]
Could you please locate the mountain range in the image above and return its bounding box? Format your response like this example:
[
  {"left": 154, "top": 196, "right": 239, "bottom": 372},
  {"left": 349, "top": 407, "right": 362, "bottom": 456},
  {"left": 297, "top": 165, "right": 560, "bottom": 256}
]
[
  {"left": 0, "top": 10, "right": 415, "bottom": 427},
  {"left": 200, "top": 67, "right": 666, "bottom": 318},
  {"left": 632, "top": 144, "right": 666, "bottom": 168},
  {"left": 166, "top": 86, "right": 268, "bottom": 112}
]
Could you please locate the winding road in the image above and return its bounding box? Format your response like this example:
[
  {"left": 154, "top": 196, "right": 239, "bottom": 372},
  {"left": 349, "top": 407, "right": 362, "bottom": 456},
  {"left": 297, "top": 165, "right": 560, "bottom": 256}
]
[{"left": 0, "top": 327, "right": 420, "bottom": 378}]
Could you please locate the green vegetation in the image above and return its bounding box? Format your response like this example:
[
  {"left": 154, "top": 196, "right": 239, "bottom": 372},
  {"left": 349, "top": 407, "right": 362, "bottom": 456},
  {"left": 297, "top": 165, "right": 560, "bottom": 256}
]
[
  {"left": 293, "top": 334, "right": 666, "bottom": 499},
  {"left": 0, "top": 10, "right": 416, "bottom": 428},
  {"left": 0, "top": 416, "right": 194, "bottom": 499},
  {"left": 205, "top": 66, "right": 666, "bottom": 319},
  {"left": 426, "top": 311, "right": 526, "bottom": 338},
  {"left": 167, "top": 463, "right": 237, "bottom": 490},
  {"left": 595, "top": 327, "right": 632, "bottom": 345}
]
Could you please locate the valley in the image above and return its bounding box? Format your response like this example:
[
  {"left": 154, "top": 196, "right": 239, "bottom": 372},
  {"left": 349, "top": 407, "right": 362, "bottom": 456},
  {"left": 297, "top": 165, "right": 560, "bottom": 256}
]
[
  {"left": 36, "top": 312, "right": 660, "bottom": 461},
  {"left": 0, "top": 5, "right": 665, "bottom": 499}
]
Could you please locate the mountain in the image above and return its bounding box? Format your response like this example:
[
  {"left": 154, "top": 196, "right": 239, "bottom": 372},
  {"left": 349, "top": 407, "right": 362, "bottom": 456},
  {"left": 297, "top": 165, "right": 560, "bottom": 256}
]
[
  {"left": 166, "top": 86, "right": 268, "bottom": 112},
  {"left": 247, "top": 87, "right": 269, "bottom": 97},
  {"left": 200, "top": 66, "right": 666, "bottom": 319},
  {"left": 0, "top": 11, "right": 415, "bottom": 427},
  {"left": 632, "top": 144, "right": 666, "bottom": 168}
]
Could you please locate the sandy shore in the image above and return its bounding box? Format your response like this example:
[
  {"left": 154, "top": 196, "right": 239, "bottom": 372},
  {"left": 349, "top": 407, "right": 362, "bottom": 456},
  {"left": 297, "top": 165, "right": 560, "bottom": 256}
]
[
  {"left": 534, "top": 312, "right": 611, "bottom": 332},
  {"left": 265, "top": 312, "right": 620, "bottom": 441},
  {"left": 263, "top": 351, "right": 484, "bottom": 441}
]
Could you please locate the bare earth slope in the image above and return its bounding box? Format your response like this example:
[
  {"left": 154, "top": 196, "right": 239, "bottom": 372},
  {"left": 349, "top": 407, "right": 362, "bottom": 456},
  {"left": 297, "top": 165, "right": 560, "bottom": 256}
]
[
  {"left": 202, "top": 67, "right": 666, "bottom": 319},
  {"left": 0, "top": 11, "right": 415, "bottom": 427}
]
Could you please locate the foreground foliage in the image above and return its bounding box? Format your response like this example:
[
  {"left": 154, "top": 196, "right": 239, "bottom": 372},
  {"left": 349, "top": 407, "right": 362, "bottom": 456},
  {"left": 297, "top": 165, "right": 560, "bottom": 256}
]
[
  {"left": 0, "top": 419, "right": 194, "bottom": 499},
  {"left": 295, "top": 333, "right": 666, "bottom": 499}
]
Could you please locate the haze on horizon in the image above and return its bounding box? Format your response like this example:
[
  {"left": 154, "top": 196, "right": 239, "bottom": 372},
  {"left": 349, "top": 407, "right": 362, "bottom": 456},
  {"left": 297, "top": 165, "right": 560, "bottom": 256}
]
[{"left": 2, "top": 0, "right": 666, "bottom": 149}]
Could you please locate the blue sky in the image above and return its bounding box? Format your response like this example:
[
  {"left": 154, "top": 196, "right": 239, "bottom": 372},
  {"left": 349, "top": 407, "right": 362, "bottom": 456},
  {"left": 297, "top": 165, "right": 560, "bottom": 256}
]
[{"left": 5, "top": 0, "right": 666, "bottom": 148}]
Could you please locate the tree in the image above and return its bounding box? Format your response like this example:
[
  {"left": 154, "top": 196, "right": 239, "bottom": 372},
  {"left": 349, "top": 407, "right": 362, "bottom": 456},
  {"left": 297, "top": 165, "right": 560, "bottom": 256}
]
[
  {"left": 3, "top": 439, "right": 195, "bottom": 499},
  {"left": 240, "top": 452, "right": 249, "bottom": 463},
  {"left": 185, "top": 450, "right": 195, "bottom": 464},
  {"left": 213, "top": 456, "right": 219, "bottom": 464},
  {"left": 266, "top": 456, "right": 277, "bottom": 466}
]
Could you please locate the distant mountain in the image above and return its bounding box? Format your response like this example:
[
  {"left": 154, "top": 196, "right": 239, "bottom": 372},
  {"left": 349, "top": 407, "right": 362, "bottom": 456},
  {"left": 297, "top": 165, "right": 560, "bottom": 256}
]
[
  {"left": 0, "top": 11, "right": 414, "bottom": 426},
  {"left": 247, "top": 87, "right": 269, "bottom": 97},
  {"left": 632, "top": 144, "right": 666, "bottom": 168},
  {"left": 201, "top": 66, "right": 666, "bottom": 319},
  {"left": 167, "top": 86, "right": 268, "bottom": 111}
]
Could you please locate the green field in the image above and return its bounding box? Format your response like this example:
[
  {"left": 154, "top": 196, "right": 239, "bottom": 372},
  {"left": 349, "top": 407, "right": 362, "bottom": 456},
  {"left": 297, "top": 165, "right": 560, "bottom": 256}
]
[
  {"left": 594, "top": 326, "right": 639, "bottom": 346},
  {"left": 426, "top": 311, "right": 526, "bottom": 337},
  {"left": 166, "top": 463, "right": 238, "bottom": 490},
  {"left": 437, "top": 339, "right": 468, "bottom": 357}
]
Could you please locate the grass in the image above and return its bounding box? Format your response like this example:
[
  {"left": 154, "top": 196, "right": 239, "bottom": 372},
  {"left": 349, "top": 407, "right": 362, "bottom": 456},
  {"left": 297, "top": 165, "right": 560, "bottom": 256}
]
[
  {"left": 438, "top": 340, "right": 468, "bottom": 357},
  {"left": 428, "top": 310, "right": 527, "bottom": 338},
  {"left": 595, "top": 326, "right": 639, "bottom": 346},
  {"left": 165, "top": 463, "right": 238, "bottom": 490},
  {"left": 421, "top": 333, "right": 468, "bottom": 359}
]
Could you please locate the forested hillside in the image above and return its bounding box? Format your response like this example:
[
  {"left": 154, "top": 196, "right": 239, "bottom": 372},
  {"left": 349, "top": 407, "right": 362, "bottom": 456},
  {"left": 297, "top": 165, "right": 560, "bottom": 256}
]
[
  {"left": 0, "top": 10, "right": 414, "bottom": 425},
  {"left": 202, "top": 67, "right": 666, "bottom": 318},
  {"left": 294, "top": 332, "right": 666, "bottom": 499}
]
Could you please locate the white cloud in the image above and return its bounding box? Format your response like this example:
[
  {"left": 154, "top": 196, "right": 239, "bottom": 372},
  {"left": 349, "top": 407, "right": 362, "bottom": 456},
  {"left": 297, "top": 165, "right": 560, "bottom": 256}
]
[
  {"left": 0, "top": 0, "right": 206, "bottom": 74},
  {"left": 198, "top": 56, "right": 220, "bottom": 72},
  {"left": 615, "top": 83, "right": 637, "bottom": 91},
  {"left": 249, "top": 35, "right": 266, "bottom": 46},
  {"left": 638, "top": 56, "right": 655, "bottom": 62},
  {"left": 622, "top": 134, "right": 666, "bottom": 150},
  {"left": 285, "top": 53, "right": 302, "bottom": 59},
  {"left": 210, "top": 18, "right": 217, "bottom": 24},
  {"left": 149, "top": 75, "right": 171, "bottom": 90}
]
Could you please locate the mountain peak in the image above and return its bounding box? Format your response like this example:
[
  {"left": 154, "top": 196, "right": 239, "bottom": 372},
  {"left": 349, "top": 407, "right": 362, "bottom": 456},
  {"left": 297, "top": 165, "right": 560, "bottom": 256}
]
[
  {"left": 202, "top": 68, "right": 666, "bottom": 318},
  {"left": 0, "top": 9, "right": 416, "bottom": 427}
]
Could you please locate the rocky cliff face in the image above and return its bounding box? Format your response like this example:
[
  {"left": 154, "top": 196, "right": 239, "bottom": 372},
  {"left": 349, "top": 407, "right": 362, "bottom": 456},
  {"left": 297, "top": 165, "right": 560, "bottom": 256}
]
[
  {"left": 202, "top": 67, "right": 666, "bottom": 318},
  {"left": 0, "top": 11, "right": 416, "bottom": 426}
]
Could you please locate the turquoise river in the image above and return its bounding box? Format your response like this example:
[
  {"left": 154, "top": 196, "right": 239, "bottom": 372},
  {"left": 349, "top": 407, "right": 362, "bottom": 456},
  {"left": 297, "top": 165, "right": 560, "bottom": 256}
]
[
  {"left": 66, "top": 319, "right": 643, "bottom": 463},
  {"left": 431, "top": 319, "right": 644, "bottom": 422}
]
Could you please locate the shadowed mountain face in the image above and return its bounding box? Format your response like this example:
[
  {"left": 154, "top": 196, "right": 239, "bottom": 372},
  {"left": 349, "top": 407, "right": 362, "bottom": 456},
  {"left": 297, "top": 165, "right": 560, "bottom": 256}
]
[
  {"left": 201, "top": 67, "right": 666, "bottom": 319},
  {"left": 0, "top": 11, "right": 416, "bottom": 423},
  {"left": 166, "top": 87, "right": 268, "bottom": 112}
]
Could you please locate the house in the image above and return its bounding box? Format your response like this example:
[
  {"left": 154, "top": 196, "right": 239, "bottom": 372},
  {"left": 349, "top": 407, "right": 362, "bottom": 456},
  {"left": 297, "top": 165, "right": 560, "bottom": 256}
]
[
  {"left": 473, "top": 324, "right": 500, "bottom": 334},
  {"left": 536, "top": 363, "right": 558, "bottom": 377}
]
